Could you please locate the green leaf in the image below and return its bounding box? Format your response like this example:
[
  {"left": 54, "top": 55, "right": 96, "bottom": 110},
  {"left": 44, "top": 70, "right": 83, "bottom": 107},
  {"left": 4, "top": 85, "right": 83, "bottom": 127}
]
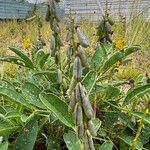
[
  {"left": 91, "top": 44, "right": 107, "bottom": 70},
  {"left": 0, "top": 80, "right": 16, "bottom": 90},
  {"left": 33, "top": 71, "right": 57, "bottom": 83},
  {"left": 22, "top": 82, "right": 46, "bottom": 109},
  {"left": 0, "top": 56, "right": 27, "bottom": 68},
  {"left": 105, "top": 85, "right": 120, "bottom": 99},
  {"left": 14, "top": 121, "right": 38, "bottom": 150},
  {"left": 82, "top": 71, "right": 96, "bottom": 94},
  {"left": 40, "top": 93, "right": 74, "bottom": 128},
  {"left": 8, "top": 47, "right": 34, "bottom": 68},
  {"left": 119, "top": 131, "right": 143, "bottom": 150},
  {"left": 123, "top": 84, "right": 150, "bottom": 106},
  {"left": 92, "top": 118, "right": 101, "bottom": 131},
  {"left": 0, "top": 115, "right": 20, "bottom": 134},
  {"left": 132, "top": 112, "right": 150, "bottom": 125},
  {"left": 63, "top": 131, "right": 80, "bottom": 150},
  {"left": 102, "top": 51, "right": 123, "bottom": 73},
  {"left": 0, "top": 141, "right": 8, "bottom": 150},
  {"left": 0, "top": 88, "right": 32, "bottom": 109},
  {"left": 99, "top": 140, "right": 113, "bottom": 150},
  {"left": 38, "top": 53, "right": 50, "bottom": 69},
  {"left": 123, "top": 45, "right": 141, "bottom": 57}
]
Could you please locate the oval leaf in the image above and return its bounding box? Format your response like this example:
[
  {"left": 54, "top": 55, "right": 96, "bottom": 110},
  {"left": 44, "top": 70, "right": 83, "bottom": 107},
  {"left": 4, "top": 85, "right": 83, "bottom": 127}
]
[
  {"left": 99, "top": 140, "right": 113, "bottom": 150},
  {"left": 0, "top": 88, "right": 32, "bottom": 109},
  {"left": 14, "top": 121, "right": 38, "bottom": 150},
  {"left": 22, "top": 82, "right": 46, "bottom": 109},
  {"left": 40, "top": 93, "right": 74, "bottom": 128},
  {"left": 63, "top": 131, "right": 80, "bottom": 150}
]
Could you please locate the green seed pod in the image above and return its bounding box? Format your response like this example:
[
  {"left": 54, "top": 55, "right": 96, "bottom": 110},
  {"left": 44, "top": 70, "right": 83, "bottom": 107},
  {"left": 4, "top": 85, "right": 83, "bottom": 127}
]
[
  {"left": 57, "top": 35, "right": 64, "bottom": 47},
  {"left": 68, "top": 92, "right": 76, "bottom": 112},
  {"left": 78, "top": 45, "right": 88, "bottom": 67},
  {"left": 66, "top": 20, "right": 70, "bottom": 30},
  {"left": 50, "top": 35, "right": 56, "bottom": 56},
  {"left": 73, "top": 56, "right": 82, "bottom": 81},
  {"left": 77, "top": 124, "right": 84, "bottom": 139},
  {"left": 52, "top": 19, "right": 60, "bottom": 34},
  {"left": 84, "top": 130, "right": 95, "bottom": 150},
  {"left": 57, "top": 69, "right": 62, "bottom": 84},
  {"left": 45, "top": 5, "right": 51, "bottom": 21},
  {"left": 76, "top": 28, "right": 90, "bottom": 48},
  {"left": 67, "top": 77, "right": 77, "bottom": 96},
  {"left": 74, "top": 103, "right": 83, "bottom": 126},
  {"left": 88, "top": 120, "right": 97, "bottom": 137},
  {"left": 81, "top": 92, "right": 94, "bottom": 119},
  {"left": 66, "top": 45, "right": 73, "bottom": 57},
  {"left": 66, "top": 31, "right": 71, "bottom": 43}
]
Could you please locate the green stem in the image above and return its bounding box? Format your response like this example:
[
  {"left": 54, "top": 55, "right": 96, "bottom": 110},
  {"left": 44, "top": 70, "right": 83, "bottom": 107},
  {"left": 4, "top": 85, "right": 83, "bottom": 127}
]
[{"left": 131, "top": 101, "right": 150, "bottom": 150}]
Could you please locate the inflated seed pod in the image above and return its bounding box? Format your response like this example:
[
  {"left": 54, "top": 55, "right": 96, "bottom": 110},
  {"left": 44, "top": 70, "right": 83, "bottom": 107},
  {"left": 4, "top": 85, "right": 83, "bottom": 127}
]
[
  {"left": 50, "top": 35, "right": 56, "bottom": 56},
  {"left": 78, "top": 45, "right": 88, "bottom": 67},
  {"left": 84, "top": 130, "right": 95, "bottom": 150},
  {"left": 45, "top": 5, "right": 51, "bottom": 21},
  {"left": 66, "top": 20, "right": 70, "bottom": 30},
  {"left": 57, "top": 69, "right": 62, "bottom": 84},
  {"left": 74, "top": 103, "right": 83, "bottom": 126},
  {"left": 105, "top": 22, "right": 112, "bottom": 34},
  {"left": 98, "top": 19, "right": 105, "bottom": 28},
  {"left": 52, "top": 19, "right": 60, "bottom": 34},
  {"left": 75, "top": 82, "right": 83, "bottom": 103},
  {"left": 67, "top": 77, "right": 77, "bottom": 96},
  {"left": 77, "top": 124, "right": 84, "bottom": 139},
  {"left": 88, "top": 120, "right": 97, "bottom": 137},
  {"left": 81, "top": 92, "right": 94, "bottom": 119},
  {"left": 56, "top": 35, "right": 64, "bottom": 47},
  {"left": 73, "top": 56, "right": 82, "bottom": 81},
  {"left": 68, "top": 92, "right": 76, "bottom": 112},
  {"left": 66, "top": 45, "right": 73, "bottom": 57},
  {"left": 66, "top": 31, "right": 71, "bottom": 43},
  {"left": 76, "top": 28, "right": 90, "bottom": 48}
]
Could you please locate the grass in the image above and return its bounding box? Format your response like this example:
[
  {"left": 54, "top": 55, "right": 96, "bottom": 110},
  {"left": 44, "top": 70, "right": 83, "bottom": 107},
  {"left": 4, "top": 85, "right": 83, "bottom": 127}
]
[{"left": 0, "top": 14, "right": 149, "bottom": 78}]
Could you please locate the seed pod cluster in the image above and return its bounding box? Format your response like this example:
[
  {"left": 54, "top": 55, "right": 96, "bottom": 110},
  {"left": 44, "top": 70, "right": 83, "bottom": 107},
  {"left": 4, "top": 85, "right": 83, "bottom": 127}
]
[
  {"left": 47, "top": 0, "right": 65, "bottom": 87},
  {"left": 66, "top": 19, "right": 96, "bottom": 149},
  {"left": 96, "top": 14, "right": 114, "bottom": 43}
]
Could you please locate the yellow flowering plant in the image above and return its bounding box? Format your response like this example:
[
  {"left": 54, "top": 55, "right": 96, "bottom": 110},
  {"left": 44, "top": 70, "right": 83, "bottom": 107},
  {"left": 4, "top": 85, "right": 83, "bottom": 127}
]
[
  {"left": 23, "top": 37, "right": 32, "bottom": 49},
  {"left": 116, "top": 37, "right": 126, "bottom": 49}
]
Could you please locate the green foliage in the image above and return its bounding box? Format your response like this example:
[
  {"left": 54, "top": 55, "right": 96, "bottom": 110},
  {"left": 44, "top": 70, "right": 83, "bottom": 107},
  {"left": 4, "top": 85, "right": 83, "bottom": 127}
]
[{"left": 0, "top": 11, "right": 149, "bottom": 150}]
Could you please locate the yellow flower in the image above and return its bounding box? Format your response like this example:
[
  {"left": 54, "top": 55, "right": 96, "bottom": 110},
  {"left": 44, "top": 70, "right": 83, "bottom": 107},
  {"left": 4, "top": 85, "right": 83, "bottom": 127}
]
[
  {"left": 116, "top": 37, "right": 126, "bottom": 49},
  {"left": 23, "top": 38, "right": 32, "bottom": 49}
]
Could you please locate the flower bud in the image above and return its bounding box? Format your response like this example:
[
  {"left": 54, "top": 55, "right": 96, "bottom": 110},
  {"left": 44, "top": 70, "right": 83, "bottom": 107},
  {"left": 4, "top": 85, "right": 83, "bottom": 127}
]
[{"left": 57, "top": 69, "right": 62, "bottom": 84}]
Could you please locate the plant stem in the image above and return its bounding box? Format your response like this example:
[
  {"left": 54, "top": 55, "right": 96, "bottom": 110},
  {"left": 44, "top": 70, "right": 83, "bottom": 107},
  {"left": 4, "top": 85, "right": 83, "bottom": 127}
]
[{"left": 131, "top": 101, "right": 150, "bottom": 150}]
